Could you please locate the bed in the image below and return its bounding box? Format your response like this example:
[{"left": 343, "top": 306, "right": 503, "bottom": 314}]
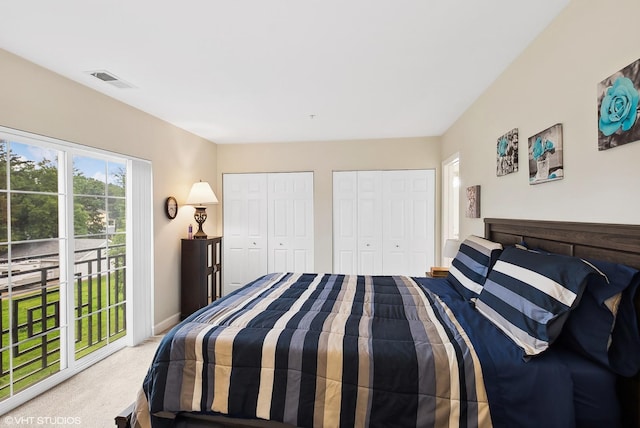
[{"left": 119, "top": 218, "right": 640, "bottom": 428}]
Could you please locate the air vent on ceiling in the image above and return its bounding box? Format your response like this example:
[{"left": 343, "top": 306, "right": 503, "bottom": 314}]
[{"left": 86, "top": 70, "right": 136, "bottom": 89}]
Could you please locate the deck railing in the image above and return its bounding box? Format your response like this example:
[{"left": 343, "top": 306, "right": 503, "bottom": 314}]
[{"left": 0, "top": 244, "right": 126, "bottom": 398}]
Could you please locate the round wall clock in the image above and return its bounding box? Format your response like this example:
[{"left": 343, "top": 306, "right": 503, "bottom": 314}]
[{"left": 165, "top": 196, "right": 178, "bottom": 219}]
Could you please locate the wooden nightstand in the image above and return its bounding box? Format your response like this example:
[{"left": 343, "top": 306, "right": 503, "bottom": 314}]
[
  {"left": 180, "top": 237, "right": 222, "bottom": 319},
  {"left": 427, "top": 267, "right": 449, "bottom": 278}
]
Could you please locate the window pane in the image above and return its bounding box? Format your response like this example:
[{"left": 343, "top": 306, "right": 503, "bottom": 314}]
[
  {"left": 74, "top": 196, "right": 106, "bottom": 236},
  {"left": 73, "top": 237, "right": 108, "bottom": 277},
  {"left": 10, "top": 194, "right": 59, "bottom": 240},
  {"left": 0, "top": 194, "right": 7, "bottom": 242},
  {"left": 75, "top": 311, "right": 108, "bottom": 359},
  {"left": 108, "top": 236, "right": 126, "bottom": 272},
  {"left": 9, "top": 142, "right": 58, "bottom": 193},
  {"left": 107, "top": 162, "right": 126, "bottom": 197},
  {"left": 73, "top": 156, "right": 106, "bottom": 196},
  {"left": 109, "top": 303, "right": 126, "bottom": 339},
  {"left": 0, "top": 141, "right": 7, "bottom": 190},
  {"left": 0, "top": 348, "right": 9, "bottom": 401},
  {"left": 0, "top": 245, "right": 7, "bottom": 349},
  {"left": 11, "top": 241, "right": 60, "bottom": 260},
  {"left": 11, "top": 286, "right": 59, "bottom": 339},
  {"left": 107, "top": 268, "right": 126, "bottom": 307},
  {"left": 12, "top": 332, "right": 60, "bottom": 395},
  {"left": 107, "top": 198, "right": 125, "bottom": 234},
  {"left": 9, "top": 241, "right": 60, "bottom": 293}
]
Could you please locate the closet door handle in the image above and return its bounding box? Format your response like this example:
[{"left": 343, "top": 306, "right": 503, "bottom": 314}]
[
  {"left": 395, "top": 245, "right": 399, "bottom": 248},
  {"left": 366, "top": 243, "right": 370, "bottom": 247},
  {"left": 252, "top": 242, "right": 257, "bottom": 245}
]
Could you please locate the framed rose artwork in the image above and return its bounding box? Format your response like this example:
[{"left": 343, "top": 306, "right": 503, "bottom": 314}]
[
  {"left": 598, "top": 57, "right": 640, "bottom": 150},
  {"left": 496, "top": 128, "right": 518, "bottom": 176},
  {"left": 528, "top": 124, "right": 563, "bottom": 185}
]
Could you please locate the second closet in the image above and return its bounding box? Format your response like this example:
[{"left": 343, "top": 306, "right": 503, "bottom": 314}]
[{"left": 333, "top": 169, "right": 435, "bottom": 276}]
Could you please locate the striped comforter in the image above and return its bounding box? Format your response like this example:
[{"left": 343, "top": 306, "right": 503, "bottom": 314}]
[{"left": 133, "top": 273, "right": 492, "bottom": 428}]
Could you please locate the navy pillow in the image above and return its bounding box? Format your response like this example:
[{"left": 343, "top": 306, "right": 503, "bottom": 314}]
[
  {"left": 609, "top": 272, "right": 640, "bottom": 376},
  {"left": 559, "top": 259, "right": 640, "bottom": 375},
  {"left": 476, "top": 246, "right": 600, "bottom": 356},
  {"left": 446, "top": 235, "right": 503, "bottom": 300}
]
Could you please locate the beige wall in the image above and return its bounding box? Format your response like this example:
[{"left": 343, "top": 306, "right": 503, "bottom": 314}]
[
  {"left": 10, "top": 0, "right": 637, "bottom": 325},
  {"left": 442, "top": 0, "right": 640, "bottom": 239},
  {"left": 216, "top": 137, "right": 441, "bottom": 272},
  {"left": 0, "top": 48, "right": 218, "bottom": 328}
]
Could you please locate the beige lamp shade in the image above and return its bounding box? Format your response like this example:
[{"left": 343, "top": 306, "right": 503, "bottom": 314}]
[
  {"left": 443, "top": 239, "right": 460, "bottom": 258},
  {"left": 186, "top": 181, "right": 218, "bottom": 206}
]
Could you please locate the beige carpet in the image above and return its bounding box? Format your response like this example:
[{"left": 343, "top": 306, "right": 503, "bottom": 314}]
[{"left": 1, "top": 335, "right": 163, "bottom": 428}]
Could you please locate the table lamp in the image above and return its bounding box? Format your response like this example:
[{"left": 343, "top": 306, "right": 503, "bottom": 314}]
[{"left": 186, "top": 180, "right": 218, "bottom": 239}]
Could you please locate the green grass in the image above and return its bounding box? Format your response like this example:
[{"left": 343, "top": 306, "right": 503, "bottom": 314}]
[{"left": 0, "top": 272, "right": 126, "bottom": 400}]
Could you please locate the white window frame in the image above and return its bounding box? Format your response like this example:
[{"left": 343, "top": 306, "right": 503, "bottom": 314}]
[
  {"left": 441, "top": 153, "right": 460, "bottom": 266},
  {"left": 0, "top": 126, "right": 154, "bottom": 414}
]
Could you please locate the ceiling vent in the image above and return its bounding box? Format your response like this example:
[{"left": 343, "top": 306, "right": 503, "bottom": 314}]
[{"left": 86, "top": 70, "right": 135, "bottom": 89}]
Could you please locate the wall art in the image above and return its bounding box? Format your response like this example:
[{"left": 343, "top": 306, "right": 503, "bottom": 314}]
[
  {"left": 528, "top": 123, "right": 563, "bottom": 185},
  {"left": 465, "top": 185, "right": 480, "bottom": 218},
  {"left": 598, "top": 57, "right": 640, "bottom": 151},
  {"left": 496, "top": 128, "right": 518, "bottom": 176}
]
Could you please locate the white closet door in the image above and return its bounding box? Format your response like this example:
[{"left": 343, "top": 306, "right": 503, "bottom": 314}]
[
  {"left": 357, "top": 171, "right": 383, "bottom": 275},
  {"left": 267, "top": 172, "right": 314, "bottom": 273},
  {"left": 382, "top": 169, "right": 435, "bottom": 276},
  {"left": 333, "top": 171, "right": 358, "bottom": 274},
  {"left": 223, "top": 173, "right": 268, "bottom": 295},
  {"left": 332, "top": 169, "right": 435, "bottom": 277}
]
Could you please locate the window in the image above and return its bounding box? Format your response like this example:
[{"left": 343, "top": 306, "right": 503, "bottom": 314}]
[
  {"left": 0, "top": 126, "right": 153, "bottom": 412},
  {"left": 0, "top": 140, "right": 63, "bottom": 400},
  {"left": 442, "top": 154, "right": 460, "bottom": 265},
  {"left": 72, "top": 156, "right": 127, "bottom": 359}
]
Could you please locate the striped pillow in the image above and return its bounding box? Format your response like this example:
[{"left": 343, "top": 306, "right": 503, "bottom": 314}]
[
  {"left": 476, "top": 246, "right": 600, "bottom": 356},
  {"left": 447, "top": 235, "right": 503, "bottom": 300}
]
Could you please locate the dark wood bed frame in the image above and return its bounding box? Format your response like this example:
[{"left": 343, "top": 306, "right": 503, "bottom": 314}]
[
  {"left": 483, "top": 218, "right": 640, "bottom": 428},
  {"left": 116, "top": 218, "right": 640, "bottom": 428}
]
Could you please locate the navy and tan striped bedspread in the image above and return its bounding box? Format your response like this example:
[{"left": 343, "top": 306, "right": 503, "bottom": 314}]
[{"left": 133, "top": 272, "right": 493, "bottom": 427}]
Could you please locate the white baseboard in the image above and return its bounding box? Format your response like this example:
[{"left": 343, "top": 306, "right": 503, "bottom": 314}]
[{"left": 153, "top": 312, "right": 180, "bottom": 335}]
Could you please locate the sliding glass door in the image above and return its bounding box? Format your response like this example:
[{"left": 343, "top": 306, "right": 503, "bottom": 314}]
[
  {"left": 72, "top": 156, "right": 127, "bottom": 359},
  {"left": 0, "top": 132, "right": 133, "bottom": 404},
  {"left": 0, "top": 140, "right": 64, "bottom": 400}
]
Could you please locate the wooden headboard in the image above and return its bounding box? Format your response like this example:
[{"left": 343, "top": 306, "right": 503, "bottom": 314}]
[{"left": 484, "top": 218, "right": 640, "bottom": 428}]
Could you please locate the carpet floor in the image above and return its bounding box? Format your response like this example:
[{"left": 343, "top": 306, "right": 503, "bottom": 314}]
[{"left": 2, "top": 335, "right": 163, "bottom": 428}]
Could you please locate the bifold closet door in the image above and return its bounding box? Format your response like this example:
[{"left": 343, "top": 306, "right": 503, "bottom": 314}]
[
  {"left": 382, "top": 169, "right": 435, "bottom": 276},
  {"left": 333, "top": 169, "right": 435, "bottom": 276},
  {"left": 223, "top": 173, "right": 268, "bottom": 296},
  {"left": 356, "top": 171, "right": 383, "bottom": 275},
  {"left": 333, "top": 171, "right": 358, "bottom": 274},
  {"left": 224, "top": 172, "right": 314, "bottom": 296},
  {"left": 267, "top": 172, "right": 314, "bottom": 273},
  {"left": 333, "top": 171, "right": 383, "bottom": 275}
]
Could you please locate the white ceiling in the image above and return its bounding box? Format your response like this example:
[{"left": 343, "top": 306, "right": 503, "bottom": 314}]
[{"left": 0, "top": 1, "right": 569, "bottom": 144}]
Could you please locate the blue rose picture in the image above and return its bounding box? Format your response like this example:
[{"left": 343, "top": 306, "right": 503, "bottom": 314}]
[
  {"left": 528, "top": 124, "right": 563, "bottom": 185},
  {"left": 496, "top": 128, "right": 518, "bottom": 176},
  {"left": 532, "top": 137, "right": 555, "bottom": 161},
  {"left": 598, "top": 58, "right": 640, "bottom": 150}
]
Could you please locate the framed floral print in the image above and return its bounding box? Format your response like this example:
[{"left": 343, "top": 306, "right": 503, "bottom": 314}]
[
  {"left": 528, "top": 123, "right": 563, "bottom": 185},
  {"left": 496, "top": 128, "right": 518, "bottom": 176},
  {"left": 598, "top": 57, "right": 640, "bottom": 150}
]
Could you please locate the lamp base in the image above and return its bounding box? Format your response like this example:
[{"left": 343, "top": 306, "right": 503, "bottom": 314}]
[{"left": 193, "top": 206, "right": 208, "bottom": 239}]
